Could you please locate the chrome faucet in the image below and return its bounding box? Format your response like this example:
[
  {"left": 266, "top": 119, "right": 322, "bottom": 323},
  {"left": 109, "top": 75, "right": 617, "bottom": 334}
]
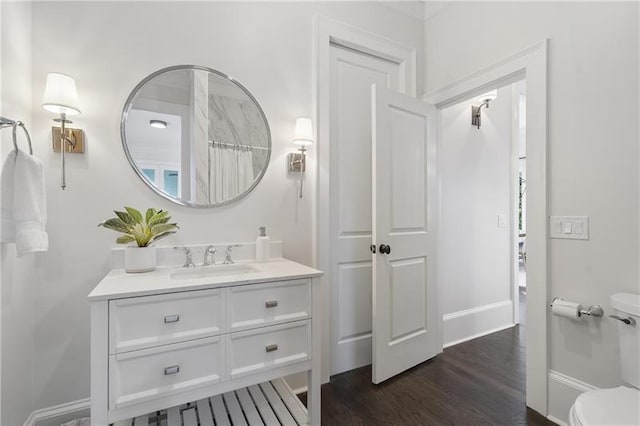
[
  {"left": 174, "top": 246, "right": 195, "bottom": 268},
  {"left": 203, "top": 245, "right": 217, "bottom": 266},
  {"left": 223, "top": 244, "right": 242, "bottom": 264}
]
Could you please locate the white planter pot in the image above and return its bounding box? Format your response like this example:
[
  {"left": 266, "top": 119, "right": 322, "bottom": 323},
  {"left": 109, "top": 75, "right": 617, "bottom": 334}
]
[{"left": 124, "top": 246, "right": 157, "bottom": 273}]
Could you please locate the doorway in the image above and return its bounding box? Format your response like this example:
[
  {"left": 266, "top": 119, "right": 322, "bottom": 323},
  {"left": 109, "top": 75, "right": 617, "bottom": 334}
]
[
  {"left": 439, "top": 79, "right": 526, "bottom": 348},
  {"left": 326, "top": 44, "right": 439, "bottom": 381},
  {"left": 317, "top": 17, "right": 440, "bottom": 383},
  {"left": 315, "top": 17, "right": 419, "bottom": 381},
  {"left": 423, "top": 39, "right": 548, "bottom": 414},
  {"left": 316, "top": 19, "right": 548, "bottom": 415},
  {"left": 327, "top": 43, "right": 401, "bottom": 376}
]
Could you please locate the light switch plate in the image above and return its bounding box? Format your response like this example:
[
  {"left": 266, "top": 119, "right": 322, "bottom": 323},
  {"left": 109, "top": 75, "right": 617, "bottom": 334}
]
[{"left": 550, "top": 216, "right": 589, "bottom": 240}]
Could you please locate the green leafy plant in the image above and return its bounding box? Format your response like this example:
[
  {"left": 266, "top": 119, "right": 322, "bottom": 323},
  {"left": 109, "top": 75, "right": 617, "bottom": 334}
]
[{"left": 98, "top": 207, "right": 179, "bottom": 247}]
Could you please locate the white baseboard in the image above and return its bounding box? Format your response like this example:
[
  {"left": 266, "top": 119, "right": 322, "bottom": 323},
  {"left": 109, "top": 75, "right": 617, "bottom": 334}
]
[
  {"left": 548, "top": 370, "right": 597, "bottom": 426},
  {"left": 443, "top": 300, "right": 514, "bottom": 347},
  {"left": 24, "top": 398, "right": 90, "bottom": 426},
  {"left": 547, "top": 414, "right": 566, "bottom": 426}
]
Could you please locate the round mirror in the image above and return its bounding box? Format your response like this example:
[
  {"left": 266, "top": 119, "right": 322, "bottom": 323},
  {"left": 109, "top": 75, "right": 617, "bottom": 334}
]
[{"left": 121, "top": 65, "right": 271, "bottom": 208}]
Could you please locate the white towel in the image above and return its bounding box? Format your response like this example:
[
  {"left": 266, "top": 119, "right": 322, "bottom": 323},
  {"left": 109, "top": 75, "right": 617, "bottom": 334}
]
[
  {"left": 1, "top": 151, "right": 17, "bottom": 242},
  {"left": 0, "top": 150, "right": 48, "bottom": 256}
]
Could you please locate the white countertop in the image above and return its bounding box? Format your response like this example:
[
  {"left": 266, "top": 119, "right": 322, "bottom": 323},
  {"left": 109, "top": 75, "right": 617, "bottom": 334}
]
[{"left": 88, "top": 258, "right": 323, "bottom": 301}]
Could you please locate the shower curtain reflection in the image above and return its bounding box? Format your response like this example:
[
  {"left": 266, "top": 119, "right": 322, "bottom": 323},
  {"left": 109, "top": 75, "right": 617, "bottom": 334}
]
[{"left": 208, "top": 143, "right": 255, "bottom": 204}]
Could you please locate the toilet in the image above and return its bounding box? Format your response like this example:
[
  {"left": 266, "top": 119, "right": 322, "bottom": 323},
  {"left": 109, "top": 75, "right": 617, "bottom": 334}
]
[{"left": 569, "top": 293, "right": 640, "bottom": 426}]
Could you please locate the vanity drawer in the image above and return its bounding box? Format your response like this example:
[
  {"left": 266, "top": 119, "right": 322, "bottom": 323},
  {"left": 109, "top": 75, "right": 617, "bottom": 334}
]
[
  {"left": 227, "top": 320, "right": 311, "bottom": 379},
  {"left": 227, "top": 279, "right": 310, "bottom": 332},
  {"left": 109, "top": 336, "right": 224, "bottom": 409},
  {"left": 109, "top": 289, "right": 225, "bottom": 354}
]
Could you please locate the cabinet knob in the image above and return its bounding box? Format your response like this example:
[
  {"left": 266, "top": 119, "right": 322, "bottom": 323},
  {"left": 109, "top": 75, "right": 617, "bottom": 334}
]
[
  {"left": 265, "top": 344, "right": 278, "bottom": 353},
  {"left": 379, "top": 244, "right": 391, "bottom": 255},
  {"left": 265, "top": 301, "right": 278, "bottom": 308},
  {"left": 164, "top": 365, "right": 180, "bottom": 375},
  {"left": 164, "top": 314, "right": 180, "bottom": 323}
]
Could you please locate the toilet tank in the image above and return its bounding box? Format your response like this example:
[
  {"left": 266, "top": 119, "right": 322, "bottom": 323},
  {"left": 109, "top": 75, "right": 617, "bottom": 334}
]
[{"left": 611, "top": 293, "right": 640, "bottom": 388}]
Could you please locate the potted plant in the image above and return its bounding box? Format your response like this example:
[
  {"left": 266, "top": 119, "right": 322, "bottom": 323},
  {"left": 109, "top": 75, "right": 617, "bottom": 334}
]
[{"left": 98, "top": 207, "right": 179, "bottom": 273}]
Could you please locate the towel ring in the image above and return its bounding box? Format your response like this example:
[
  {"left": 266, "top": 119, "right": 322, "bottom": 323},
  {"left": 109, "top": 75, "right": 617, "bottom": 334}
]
[{"left": 12, "top": 121, "right": 33, "bottom": 155}]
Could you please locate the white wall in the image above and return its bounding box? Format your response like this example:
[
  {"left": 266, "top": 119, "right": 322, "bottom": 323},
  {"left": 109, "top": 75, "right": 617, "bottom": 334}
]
[
  {"left": 1, "top": 1, "right": 425, "bottom": 418},
  {"left": 0, "top": 2, "right": 36, "bottom": 425},
  {"left": 440, "top": 85, "right": 514, "bottom": 345},
  {"left": 426, "top": 1, "right": 639, "bottom": 422}
]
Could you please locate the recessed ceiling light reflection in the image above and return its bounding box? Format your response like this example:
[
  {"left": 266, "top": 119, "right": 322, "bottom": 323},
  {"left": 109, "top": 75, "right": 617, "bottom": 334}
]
[{"left": 149, "top": 119, "right": 167, "bottom": 129}]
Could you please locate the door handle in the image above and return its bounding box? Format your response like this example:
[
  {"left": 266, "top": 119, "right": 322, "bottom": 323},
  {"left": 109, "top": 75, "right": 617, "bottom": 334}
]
[{"left": 379, "top": 244, "right": 391, "bottom": 255}]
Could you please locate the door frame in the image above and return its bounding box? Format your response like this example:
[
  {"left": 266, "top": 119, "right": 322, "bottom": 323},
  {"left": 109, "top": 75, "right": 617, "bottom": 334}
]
[
  {"left": 314, "top": 15, "right": 418, "bottom": 382},
  {"left": 423, "top": 40, "right": 548, "bottom": 415}
]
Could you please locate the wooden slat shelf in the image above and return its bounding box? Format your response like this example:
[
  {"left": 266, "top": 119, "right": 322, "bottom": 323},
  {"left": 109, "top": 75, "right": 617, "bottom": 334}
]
[{"left": 112, "top": 379, "right": 308, "bottom": 426}]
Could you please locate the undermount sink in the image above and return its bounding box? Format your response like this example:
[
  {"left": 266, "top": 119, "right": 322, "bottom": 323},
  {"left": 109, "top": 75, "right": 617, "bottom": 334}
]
[{"left": 170, "top": 264, "right": 259, "bottom": 280}]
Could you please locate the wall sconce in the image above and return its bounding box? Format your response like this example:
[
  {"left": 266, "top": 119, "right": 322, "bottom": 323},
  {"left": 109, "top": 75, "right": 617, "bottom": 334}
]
[
  {"left": 471, "top": 90, "right": 497, "bottom": 129},
  {"left": 42, "top": 72, "right": 84, "bottom": 190},
  {"left": 288, "top": 117, "right": 314, "bottom": 198}
]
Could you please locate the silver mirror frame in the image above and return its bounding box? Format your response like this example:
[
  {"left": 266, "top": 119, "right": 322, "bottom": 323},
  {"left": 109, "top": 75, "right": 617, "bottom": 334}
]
[{"left": 120, "top": 65, "right": 272, "bottom": 208}]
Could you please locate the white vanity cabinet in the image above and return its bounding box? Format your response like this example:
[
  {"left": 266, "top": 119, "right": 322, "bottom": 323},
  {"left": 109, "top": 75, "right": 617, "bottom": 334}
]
[{"left": 89, "top": 259, "right": 322, "bottom": 426}]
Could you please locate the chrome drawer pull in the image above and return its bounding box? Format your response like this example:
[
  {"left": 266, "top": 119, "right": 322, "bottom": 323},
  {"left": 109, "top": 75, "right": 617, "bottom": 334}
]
[
  {"left": 164, "top": 314, "right": 180, "bottom": 324},
  {"left": 164, "top": 365, "right": 180, "bottom": 375},
  {"left": 265, "top": 301, "right": 278, "bottom": 309},
  {"left": 265, "top": 344, "right": 278, "bottom": 353}
]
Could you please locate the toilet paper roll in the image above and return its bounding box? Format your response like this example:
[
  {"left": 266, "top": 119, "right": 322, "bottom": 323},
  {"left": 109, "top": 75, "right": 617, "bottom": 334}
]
[{"left": 552, "top": 298, "right": 582, "bottom": 320}]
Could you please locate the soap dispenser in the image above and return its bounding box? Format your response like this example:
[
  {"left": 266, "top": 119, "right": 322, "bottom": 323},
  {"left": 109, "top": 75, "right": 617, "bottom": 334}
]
[{"left": 256, "top": 226, "right": 270, "bottom": 262}]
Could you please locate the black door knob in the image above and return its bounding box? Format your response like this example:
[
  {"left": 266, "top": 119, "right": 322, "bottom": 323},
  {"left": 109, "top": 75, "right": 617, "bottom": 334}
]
[{"left": 379, "top": 244, "right": 391, "bottom": 255}]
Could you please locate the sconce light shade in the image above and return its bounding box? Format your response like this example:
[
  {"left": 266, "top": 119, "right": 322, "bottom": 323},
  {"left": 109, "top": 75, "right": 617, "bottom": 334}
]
[
  {"left": 292, "top": 117, "right": 314, "bottom": 148},
  {"left": 42, "top": 73, "right": 81, "bottom": 116},
  {"left": 476, "top": 90, "right": 497, "bottom": 103}
]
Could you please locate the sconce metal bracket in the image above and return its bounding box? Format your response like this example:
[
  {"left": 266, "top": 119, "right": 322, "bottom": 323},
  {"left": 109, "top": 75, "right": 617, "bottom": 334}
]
[
  {"left": 52, "top": 127, "right": 85, "bottom": 153},
  {"left": 471, "top": 105, "right": 482, "bottom": 128},
  {"left": 288, "top": 152, "right": 306, "bottom": 172}
]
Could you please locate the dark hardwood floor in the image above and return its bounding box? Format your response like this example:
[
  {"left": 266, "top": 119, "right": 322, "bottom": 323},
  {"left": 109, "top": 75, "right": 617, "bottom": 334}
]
[{"left": 304, "top": 287, "right": 553, "bottom": 425}]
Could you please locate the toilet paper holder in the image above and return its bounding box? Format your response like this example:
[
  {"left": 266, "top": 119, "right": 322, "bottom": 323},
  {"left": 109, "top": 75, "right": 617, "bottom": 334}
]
[{"left": 551, "top": 297, "right": 604, "bottom": 318}]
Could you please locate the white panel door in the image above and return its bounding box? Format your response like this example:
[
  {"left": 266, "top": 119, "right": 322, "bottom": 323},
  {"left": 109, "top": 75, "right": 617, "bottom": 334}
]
[
  {"left": 329, "top": 45, "right": 401, "bottom": 375},
  {"left": 371, "top": 85, "right": 441, "bottom": 383}
]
